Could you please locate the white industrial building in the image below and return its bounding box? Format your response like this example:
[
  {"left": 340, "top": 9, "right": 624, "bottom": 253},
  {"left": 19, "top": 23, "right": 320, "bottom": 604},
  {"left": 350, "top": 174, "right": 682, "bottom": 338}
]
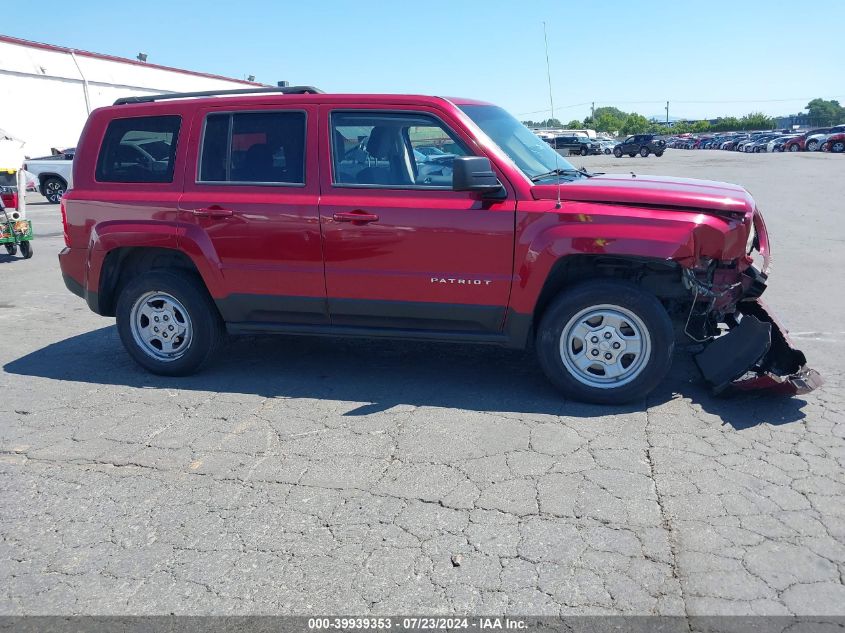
[{"left": 0, "top": 34, "right": 261, "bottom": 158}]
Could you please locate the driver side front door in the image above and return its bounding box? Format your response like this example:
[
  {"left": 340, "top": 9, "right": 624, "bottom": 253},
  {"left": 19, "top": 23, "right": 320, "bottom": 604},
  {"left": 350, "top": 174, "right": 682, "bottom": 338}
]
[{"left": 318, "top": 105, "right": 517, "bottom": 335}]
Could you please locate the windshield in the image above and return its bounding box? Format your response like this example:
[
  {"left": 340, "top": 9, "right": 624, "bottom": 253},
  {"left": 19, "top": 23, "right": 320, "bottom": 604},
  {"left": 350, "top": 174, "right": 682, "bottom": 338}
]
[{"left": 459, "top": 104, "right": 575, "bottom": 180}]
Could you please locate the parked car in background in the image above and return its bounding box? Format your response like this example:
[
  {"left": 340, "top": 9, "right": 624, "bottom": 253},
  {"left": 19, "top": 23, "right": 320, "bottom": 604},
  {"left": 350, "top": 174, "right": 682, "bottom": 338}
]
[
  {"left": 415, "top": 146, "right": 453, "bottom": 160},
  {"left": 719, "top": 135, "right": 747, "bottom": 151},
  {"left": 783, "top": 129, "right": 830, "bottom": 152},
  {"left": 804, "top": 135, "right": 824, "bottom": 152},
  {"left": 613, "top": 134, "right": 666, "bottom": 157},
  {"left": 546, "top": 135, "right": 602, "bottom": 156},
  {"left": 596, "top": 139, "right": 616, "bottom": 154},
  {"left": 22, "top": 148, "right": 74, "bottom": 203},
  {"left": 747, "top": 134, "right": 779, "bottom": 152},
  {"left": 767, "top": 135, "right": 798, "bottom": 152},
  {"left": 821, "top": 133, "right": 845, "bottom": 153},
  {"left": 735, "top": 138, "right": 757, "bottom": 152},
  {"left": 810, "top": 125, "right": 845, "bottom": 152}
]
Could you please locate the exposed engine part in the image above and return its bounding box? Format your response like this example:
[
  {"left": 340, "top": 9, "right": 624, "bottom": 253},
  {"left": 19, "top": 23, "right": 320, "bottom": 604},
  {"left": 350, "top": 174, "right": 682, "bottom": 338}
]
[{"left": 681, "top": 264, "right": 742, "bottom": 343}]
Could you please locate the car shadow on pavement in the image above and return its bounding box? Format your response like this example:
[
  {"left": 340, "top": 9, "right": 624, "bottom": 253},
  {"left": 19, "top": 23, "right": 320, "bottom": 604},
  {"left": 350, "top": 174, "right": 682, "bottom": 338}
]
[{"left": 4, "top": 325, "right": 809, "bottom": 427}]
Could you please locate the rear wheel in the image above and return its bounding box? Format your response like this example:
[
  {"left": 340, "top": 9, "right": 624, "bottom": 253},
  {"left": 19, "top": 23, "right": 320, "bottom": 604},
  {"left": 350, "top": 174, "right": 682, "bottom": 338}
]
[
  {"left": 806, "top": 139, "right": 820, "bottom": 151},
  {"left": 116, "top": 271, "right": 224, "bottom": 376},
  {"left": 4, "top": 244, "right": 17, "bottom": 256},
  {"left": 789, "top": 144, "right": 799, "bottom": 152},
  {"left": 536, "top": 280, "right": 674, "bottom": 404},
  {"left": 639, "top": 147, "right": 650, "bottom": 157},
  {"left": 613, "top": 147, "right": 623, "bottom": 158},
  {"left": 41, "top": 177, "right": 66, "bottom": 204},
  {"left": 580, "top": 146, "right": 588, "bottom": 156},
  {"left": 19, "top": 241, "right": 32, "bottom": 259},
  {"left": 832, "top": 140, "right": 845, "bottom": 153}
]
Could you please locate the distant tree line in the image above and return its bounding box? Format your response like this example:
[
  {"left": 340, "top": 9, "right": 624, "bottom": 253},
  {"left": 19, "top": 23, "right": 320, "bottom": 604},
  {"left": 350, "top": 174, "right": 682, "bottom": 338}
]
[{"left": 522, "top": 99, "right": 843, "bottom": 136}]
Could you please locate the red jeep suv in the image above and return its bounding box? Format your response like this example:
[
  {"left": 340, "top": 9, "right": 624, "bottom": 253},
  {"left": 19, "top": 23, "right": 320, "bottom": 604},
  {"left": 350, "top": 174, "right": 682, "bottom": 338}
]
[{"left": 58, "top": 87, "right": 820, "bottom": 403}]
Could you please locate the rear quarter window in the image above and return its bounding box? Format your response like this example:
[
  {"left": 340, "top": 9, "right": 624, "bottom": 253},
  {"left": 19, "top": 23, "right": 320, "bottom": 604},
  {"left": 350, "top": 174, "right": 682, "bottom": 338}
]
[{"left": 95, "top": 115, "right": 181, "bottom": 183}]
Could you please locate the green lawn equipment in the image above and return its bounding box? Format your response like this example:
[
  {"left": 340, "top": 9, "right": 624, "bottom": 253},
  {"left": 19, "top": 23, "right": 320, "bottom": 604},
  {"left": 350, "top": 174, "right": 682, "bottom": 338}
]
[{"left": 0, "top": 184, "right": 33, "bottom": 259}]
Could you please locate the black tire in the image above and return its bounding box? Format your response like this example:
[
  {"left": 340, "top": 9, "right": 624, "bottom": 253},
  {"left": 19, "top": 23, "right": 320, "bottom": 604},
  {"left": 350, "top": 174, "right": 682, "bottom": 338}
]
[
  {"left": 4, "top": 244, "right": 17, "bottom": 256},
  {"left": 832, "top": 141, "right": 845, "bottom": 153},
  {"left": 655, "top": 151, "right": 664, "bottom": 157},
  {"left": 116, "top": 270, "right": 224, "bottom": 376},
  {"left": 535, "top": 280, "right": 674, "bottom": 404},
  {"left": 639, "top": 147, "right": 649, "bottom": 157},
  {"left": 41, "top": 177, "right": 66, "bottom": 204},
  {"left": 789, "top": 144, "right": 799, "bottom": 152},
  {"left": 806, "top": 140, "right": 819, "bottom": 152},
  {"left": 604, "top": 148, "right": 611, "bottom": 155},
  {"left": 580, "top": 146, "right": 588, "bottom": 156},
  {"left": 613, "top": 147, "right": 623, "bottom": 158},
  {"left": 19, "top": 241, "right": 32, "bottom": 259}
]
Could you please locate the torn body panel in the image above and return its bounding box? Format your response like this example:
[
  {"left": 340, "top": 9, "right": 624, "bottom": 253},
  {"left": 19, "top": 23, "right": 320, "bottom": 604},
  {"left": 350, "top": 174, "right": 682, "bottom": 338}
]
[{"left": 694, "top": 299, "right": 823, "bottom": 396}]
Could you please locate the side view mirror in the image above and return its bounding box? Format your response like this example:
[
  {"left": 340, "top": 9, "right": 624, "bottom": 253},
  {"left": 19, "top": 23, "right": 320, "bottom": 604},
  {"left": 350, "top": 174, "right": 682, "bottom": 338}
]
[{"left": 452, "top": 156, "right": 503, "bottom": 195}]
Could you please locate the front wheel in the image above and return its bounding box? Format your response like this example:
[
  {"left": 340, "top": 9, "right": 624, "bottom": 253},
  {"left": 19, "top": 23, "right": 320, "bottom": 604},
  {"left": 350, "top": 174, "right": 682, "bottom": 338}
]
[
  {"left": 789, "top": 144, "right": 799, "bottom": 152},
  {"left": 19, "top": 241, "right": 32, "bottom": 259},
  {"left": 613, "top": 147, "right": 623, "bottom": 158},
  {"left": 832, "top": 140, "right": 845, "bottom": 153},
  {"left": 116, "top": 271, "right": 224, "bottom": 376},
  {"left": 639, "top": 147, "right": 650, "bottom": 157},
  {"left": 806, "top": 140, "right": 820, "bottom": 151},
  {"left": 536, "top": 280, "right": 674, "bottom": 404},
  {"left": 4, "top": 244, "right": 17, "bottom": 256},
  {"left": 580, "top": 146, "right": 588, "bottom": 156}
]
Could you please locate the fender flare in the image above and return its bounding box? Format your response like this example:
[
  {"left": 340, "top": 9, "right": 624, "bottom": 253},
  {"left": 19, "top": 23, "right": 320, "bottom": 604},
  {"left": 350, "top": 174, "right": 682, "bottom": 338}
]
[
  {"left": 37, "top": 172, "right": 68, "bottom": 187},
  {"left": 509, "top": 218, "right": 715, "bottom": 315},
  {"left": 86, "top": 220, "right": 226, "bottom": 301}
]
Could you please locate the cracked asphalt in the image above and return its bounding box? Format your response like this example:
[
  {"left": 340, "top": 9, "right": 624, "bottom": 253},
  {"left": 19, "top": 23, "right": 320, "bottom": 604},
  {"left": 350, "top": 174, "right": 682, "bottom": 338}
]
[{"left": 0, "top": 151, "right": 843, "bottom": 616}]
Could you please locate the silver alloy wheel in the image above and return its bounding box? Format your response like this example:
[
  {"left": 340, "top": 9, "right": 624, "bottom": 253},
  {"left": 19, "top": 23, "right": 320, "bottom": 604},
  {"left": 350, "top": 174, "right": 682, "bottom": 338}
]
[
  {"left": 807, "top": 140, "right": 819, "bottom": 151},
  {"left": 559, "top": 304, "right": 652, "bottom": 389},
  {"left": 832, "top": 141, "right": 845, "bottom": 153},
  {"left": 129, "top": 291, "right": 193, "bottom": 361},
  {"left": 45, "top": 179, "right": 65, "bottom": 201}
]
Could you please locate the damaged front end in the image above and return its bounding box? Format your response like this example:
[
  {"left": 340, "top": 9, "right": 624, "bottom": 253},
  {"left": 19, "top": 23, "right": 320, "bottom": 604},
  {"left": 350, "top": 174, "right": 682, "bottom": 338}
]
[
  {"left": 694, "top": 300, "right": 823, "bottom": 395},
  {"left": 683, "top": 213, "right": 823, "bottom": 396}
]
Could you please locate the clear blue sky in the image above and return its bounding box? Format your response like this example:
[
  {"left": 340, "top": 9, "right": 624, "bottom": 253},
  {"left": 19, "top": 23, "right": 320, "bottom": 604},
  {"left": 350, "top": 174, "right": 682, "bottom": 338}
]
[{"left": 6, "top": 0, "right": 845, "bottom": 121}]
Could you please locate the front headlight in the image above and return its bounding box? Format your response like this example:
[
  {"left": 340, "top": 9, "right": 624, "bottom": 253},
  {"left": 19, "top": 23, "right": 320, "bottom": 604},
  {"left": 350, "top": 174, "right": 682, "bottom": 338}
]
[{"left": 746, "top": 220, "right": 757, "bottom": 254}]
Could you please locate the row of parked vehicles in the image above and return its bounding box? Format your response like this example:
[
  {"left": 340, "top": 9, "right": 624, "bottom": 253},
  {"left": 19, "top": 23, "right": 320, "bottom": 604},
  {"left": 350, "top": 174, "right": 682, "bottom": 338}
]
[
  {"left": 541, "top": 133, "right": 665, "bottom": 158},
  {"left": 667, "top": 125, "right": 845, "bottom": 153}
]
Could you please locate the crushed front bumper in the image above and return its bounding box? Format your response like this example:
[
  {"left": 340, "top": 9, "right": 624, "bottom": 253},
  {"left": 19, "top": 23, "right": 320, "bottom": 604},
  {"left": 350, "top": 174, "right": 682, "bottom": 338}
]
[{"left": 694, "top": 299, "right": 823, "bottom": 396}]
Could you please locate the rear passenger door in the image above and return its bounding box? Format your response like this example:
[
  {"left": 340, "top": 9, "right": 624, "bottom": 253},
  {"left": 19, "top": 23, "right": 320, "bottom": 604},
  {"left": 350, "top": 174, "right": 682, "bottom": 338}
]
[{"left": 180, "top": 104, "right": 326, "bottom": 324}]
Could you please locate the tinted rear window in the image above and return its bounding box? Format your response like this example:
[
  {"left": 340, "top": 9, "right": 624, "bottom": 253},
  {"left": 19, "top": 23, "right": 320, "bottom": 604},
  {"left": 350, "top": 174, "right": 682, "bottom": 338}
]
[
  {"left": 95, "top": 115, "right": 181, "bottom": 183},
  {"left": 199, "top": 111, "right": 306, "bottom": 184}
]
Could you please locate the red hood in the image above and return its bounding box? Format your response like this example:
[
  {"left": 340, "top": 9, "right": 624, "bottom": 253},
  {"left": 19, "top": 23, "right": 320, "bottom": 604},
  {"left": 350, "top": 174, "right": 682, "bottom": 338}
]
[{"left": 532, "top": 173, "right": 754, "bottom": 216}]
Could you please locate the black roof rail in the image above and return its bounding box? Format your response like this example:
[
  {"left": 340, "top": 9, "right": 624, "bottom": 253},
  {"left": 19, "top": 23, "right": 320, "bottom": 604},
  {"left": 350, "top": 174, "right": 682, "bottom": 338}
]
[{"left": 113, "top": 86, "right": 324, "bottom": 105}]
